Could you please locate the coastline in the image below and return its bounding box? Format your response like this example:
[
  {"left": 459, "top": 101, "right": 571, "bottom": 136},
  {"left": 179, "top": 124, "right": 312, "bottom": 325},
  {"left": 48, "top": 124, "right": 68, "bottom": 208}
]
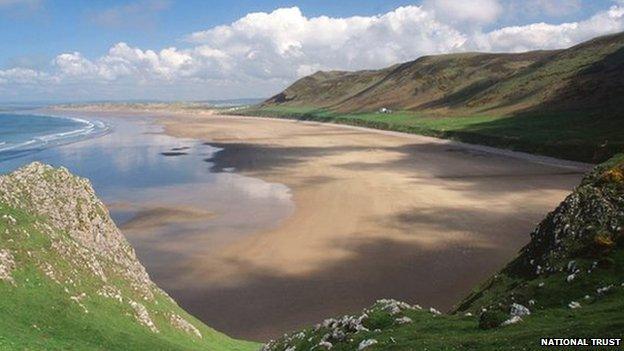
[
  {"left": 149, "top": 109, "right": 586, "bottom": 339},
  {"left": 223, "top": 114, "right": 594, "bottom": 171},
  {"left": 52, "top": 105, "right": 592, "bottom": 170},
  {"left": 50, "top": 106, "right": 590, "bottom": 340},
  {"left": 0, "top": 111, "right": 110, "bottom": 161}
]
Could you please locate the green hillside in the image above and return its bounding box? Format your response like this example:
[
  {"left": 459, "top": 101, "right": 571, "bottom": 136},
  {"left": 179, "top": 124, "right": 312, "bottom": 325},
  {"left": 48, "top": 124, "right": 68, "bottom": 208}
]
[
  {"left": 0, "top": 163, "right": 257, "bottom": 351},
  {"left": 264, "top": 50, "right": 554, "bottom": 114},
  {"left": 262, "top": 155, "right": 624, "bottom": 350},
  {"left": 238, "top": 32, "right": 624, "bottom": 163}
]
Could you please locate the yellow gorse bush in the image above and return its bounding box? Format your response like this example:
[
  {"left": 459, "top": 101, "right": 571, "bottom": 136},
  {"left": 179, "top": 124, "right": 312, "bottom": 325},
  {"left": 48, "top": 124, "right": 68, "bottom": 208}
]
[{"left": 601, "top": 164, "right": 624, "bottom": 184}]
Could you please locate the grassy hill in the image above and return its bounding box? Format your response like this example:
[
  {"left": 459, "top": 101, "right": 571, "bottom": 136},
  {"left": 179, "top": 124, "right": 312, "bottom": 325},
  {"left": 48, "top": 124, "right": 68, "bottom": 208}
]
[
  {"left": 261, "top": 155, "right": 624, "bottom": 350},
  {"left": 238, "top": 32, "right": 624, "bottom": 163},
  {"left": 0, "top": 163, "right": 257, "bottom": 351},
  {"left": 264, "top": 50, "right": 555, "bottom": 114}
]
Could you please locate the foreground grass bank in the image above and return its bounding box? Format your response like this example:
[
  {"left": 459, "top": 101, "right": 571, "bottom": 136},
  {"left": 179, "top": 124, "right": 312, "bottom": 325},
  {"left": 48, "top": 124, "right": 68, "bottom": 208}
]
[
  {"left": 233, "top": 106, "right": 623, "bottom": 163},
  {"left": 0, "top": 163, "right": 257, "bottom": 351}
]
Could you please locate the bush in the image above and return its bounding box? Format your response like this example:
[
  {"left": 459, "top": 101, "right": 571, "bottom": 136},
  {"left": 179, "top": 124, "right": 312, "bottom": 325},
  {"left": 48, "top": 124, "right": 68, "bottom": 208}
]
[
  {"left": 601, "top": 166, "right": 624, "bottom": 184},
  {"left": 478, "top": 310, "right": 507, "bottom": 330}
]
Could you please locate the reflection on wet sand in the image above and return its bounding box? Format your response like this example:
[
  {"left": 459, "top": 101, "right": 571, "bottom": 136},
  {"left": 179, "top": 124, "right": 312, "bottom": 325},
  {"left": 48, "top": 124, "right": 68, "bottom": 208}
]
[
  {"left": 114, "top": 204, "right": 214, "bottom": 230},
  {"left": 107, "top": 173, "right": 294, "bottom": 288}
]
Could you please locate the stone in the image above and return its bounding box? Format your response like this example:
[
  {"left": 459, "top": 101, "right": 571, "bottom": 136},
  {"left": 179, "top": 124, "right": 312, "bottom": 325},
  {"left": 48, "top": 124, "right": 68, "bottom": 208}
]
[
  {"left": 596, "top": 285, "right": 613, "bottom": 295},
  {"left": 358, "top": 339, "right": 378, "bottom": 350},
  {"left": 501, "top": 316, "right": 523, "bottom": 326},
  {"left": 169, "top": 314, "right": 202, "bottom": 339},
  {"left": 510, "top": 303, "right": 530, "bottom": 317},
  {"left": 568, "top": 301, "right": 582, "bottom": 309},
  {"left": 318, "top": 341, "right": 332, "bottom": 349},
  {"left": 395, "top": 316, "right": 412, "bottom": 325},
  {"left": 130, "top": 300, "right": 158, "bottom": 333},
  {"left": 0, "top": 249, "right": 15, "bottom": 284},
  {"left": 0, "top": 163, "right": 157, "bottom": 301}
]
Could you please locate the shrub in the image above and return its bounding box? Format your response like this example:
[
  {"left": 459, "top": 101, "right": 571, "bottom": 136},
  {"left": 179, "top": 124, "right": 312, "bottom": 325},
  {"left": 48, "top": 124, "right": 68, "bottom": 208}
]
[
  {"left": 601, "top": 165, "right": 624, "bottom": 185},
  {"left": 478, "top": 310, "right": 507, "bottom": 330},
  {"left": 594, "top": 232, "right": 616, "bottom": 251}
]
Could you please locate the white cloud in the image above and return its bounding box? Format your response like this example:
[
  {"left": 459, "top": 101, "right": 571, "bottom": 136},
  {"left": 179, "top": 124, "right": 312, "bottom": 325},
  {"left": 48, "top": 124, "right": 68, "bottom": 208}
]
[
  {"left": 472, "top": 5, "right": 624, "bottom": 52},
  {"left": 52, "top": 43, "right": 198, "bottom": 81},
  {"left": 186, "top": 6, "right": 466, "bottom": 79},
  {"left": 0, "top": 67, "right": 50, "bottom": 84},
  {"left": 54, "top": 52, "right": 97, "bottom": 77},
  {"left": 2, "top": 3, "right": 624, "bottom": 101}
]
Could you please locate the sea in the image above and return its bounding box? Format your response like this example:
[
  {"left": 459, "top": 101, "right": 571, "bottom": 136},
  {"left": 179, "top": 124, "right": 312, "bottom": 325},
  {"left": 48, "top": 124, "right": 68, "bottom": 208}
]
[{"left": 0, "top": 112, "right": 109, "bottom": 162}]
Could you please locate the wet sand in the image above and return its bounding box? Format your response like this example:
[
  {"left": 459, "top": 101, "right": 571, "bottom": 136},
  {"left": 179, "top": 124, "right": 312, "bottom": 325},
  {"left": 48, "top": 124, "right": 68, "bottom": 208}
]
[{"left": 150, "top": 113, "right": 589, "bottom": 340}]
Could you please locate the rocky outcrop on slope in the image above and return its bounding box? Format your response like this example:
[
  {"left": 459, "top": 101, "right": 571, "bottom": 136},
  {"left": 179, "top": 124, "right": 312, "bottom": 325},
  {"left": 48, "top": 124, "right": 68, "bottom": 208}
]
[
  {"left": 0, "top": 162, "right": 202, "bottom": 338},
  {"left": 0, "top": 162, "right": 155, "bottom": 298},
  {"left": 506, "top": 156, "right": 624, "bottom": 279},
  {"left": 455, "top": 155, "right": 624, "bottom": 326},
  {"left": 260, "top": 155, "right": 624, "bottom": 350}
]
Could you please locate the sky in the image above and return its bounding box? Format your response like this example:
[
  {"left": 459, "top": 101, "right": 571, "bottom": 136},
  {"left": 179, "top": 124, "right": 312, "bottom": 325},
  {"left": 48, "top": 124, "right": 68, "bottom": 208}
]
[{"left": 0, "top": 0, "right": 623, "bottom": 102}]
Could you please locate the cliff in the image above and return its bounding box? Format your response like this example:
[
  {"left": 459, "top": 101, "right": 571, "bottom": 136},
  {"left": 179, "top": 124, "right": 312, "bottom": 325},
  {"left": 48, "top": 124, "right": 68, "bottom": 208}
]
[{"left": 0, "top": 162, "right": 256, "bottom": 351}]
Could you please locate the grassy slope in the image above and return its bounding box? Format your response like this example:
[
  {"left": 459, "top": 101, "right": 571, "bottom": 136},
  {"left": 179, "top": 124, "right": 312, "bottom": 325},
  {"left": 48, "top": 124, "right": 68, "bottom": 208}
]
[
  {"left": 237, "top": 32, "right": 624, "bottom": 163},
  {"left": 262, "top": 156, "right": 624, "bottom": 350},
  {"left": 0, "top": 166, "right": 257, "bottom": 351},
  {"left": 234, "top": 106, "right": 622, "bottom": 163},
  {"left": 264, "top": 50, "right": 555, "bottom": 113}
]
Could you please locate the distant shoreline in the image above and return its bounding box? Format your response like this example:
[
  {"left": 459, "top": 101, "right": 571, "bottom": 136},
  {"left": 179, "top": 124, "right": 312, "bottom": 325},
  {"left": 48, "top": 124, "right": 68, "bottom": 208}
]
[
  {"left": 49, "top": 103, "right": 218, "bottom": 116},
  {"left": 54, "top": 104, "right": 592, "bottom": 172}
]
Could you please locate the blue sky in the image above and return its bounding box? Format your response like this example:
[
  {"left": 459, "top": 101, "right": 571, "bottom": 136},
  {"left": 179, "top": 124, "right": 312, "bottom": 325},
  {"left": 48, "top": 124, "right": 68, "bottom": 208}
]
[
  {"left": 4, "top": 1, "right": 417, "bottom": 68},
  {"left": 0, "top": 0, "right": 622, "bottom": 101}
]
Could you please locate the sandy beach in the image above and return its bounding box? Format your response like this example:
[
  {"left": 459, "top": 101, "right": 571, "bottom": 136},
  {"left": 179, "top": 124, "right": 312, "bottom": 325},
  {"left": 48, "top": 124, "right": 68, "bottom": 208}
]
[
  {"left": 118, "top": 111, "right": 586, "bottom": 340},
  {"left": 4, "top": 6, "right": 623, "bottom": 350}
]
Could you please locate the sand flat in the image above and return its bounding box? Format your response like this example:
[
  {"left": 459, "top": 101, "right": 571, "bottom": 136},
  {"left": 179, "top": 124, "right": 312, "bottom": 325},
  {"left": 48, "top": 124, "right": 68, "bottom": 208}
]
[{"left": 153, "top": 113, "right": 588, "bottom": 340}]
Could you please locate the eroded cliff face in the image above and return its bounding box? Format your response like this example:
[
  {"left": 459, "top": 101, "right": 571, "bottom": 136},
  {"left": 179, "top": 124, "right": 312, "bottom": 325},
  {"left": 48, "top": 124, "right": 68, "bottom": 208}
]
[
  {"left": 0, "top": 163, "right": 255, "bottom": 351},
  {"left": 452, "top": 155, "right": 624, "bottom": 325},
  {"left": 498, "top": 156, "right": 624, "bottom": 282},
  {"left": 0, "top": 162, "right": 155, "bottom": 299}
]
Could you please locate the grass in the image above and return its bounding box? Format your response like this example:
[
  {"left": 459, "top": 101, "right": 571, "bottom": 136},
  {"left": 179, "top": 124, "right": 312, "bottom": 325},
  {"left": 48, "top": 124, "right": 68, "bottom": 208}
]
[
  {"left": 233, "top": 106, "right": 624, "bottom": 163},
  {"left": 0, "top": 204, "right": 258, "bottom": 351}
]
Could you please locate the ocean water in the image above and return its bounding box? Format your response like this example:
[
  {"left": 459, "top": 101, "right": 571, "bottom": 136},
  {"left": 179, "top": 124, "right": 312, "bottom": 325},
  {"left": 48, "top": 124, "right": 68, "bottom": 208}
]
[{"left": 0, "top": 113, "right": 109, "bottom": 161}]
